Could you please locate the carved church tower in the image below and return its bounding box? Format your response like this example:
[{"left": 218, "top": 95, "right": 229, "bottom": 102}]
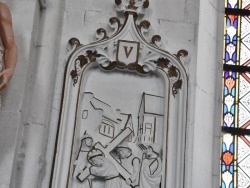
[{"left": 137, "top": 92, "right": 164, "bottom": 147}]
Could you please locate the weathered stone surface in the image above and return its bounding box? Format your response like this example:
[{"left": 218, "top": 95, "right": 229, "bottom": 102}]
[{"left": 0, "top": 0, "right": 222, "bottom": 188}]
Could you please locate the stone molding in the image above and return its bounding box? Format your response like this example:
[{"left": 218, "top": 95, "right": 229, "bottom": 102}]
[{"left": 51, "top": 1, "right": 188, "bottom": 188}]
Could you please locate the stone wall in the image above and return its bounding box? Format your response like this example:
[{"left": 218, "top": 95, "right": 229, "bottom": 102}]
[
  {"left": 0, "top": 0, "right": 222, "bottom": 187},
  {"left": 192, "top": 0, "right": 223, "bottom": 187}
]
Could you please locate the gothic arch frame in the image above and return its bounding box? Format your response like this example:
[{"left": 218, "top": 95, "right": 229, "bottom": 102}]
[{"left": 51, "top": 4, "right": 188, "bottom": 188}]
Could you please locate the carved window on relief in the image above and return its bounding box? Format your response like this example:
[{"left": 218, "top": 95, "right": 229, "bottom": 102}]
[
  {"left": 221, "top": 1, "right": 250, "bottom": 188},
  {"left": 51, "top": 1, "right": 188, "bottom": 188}
]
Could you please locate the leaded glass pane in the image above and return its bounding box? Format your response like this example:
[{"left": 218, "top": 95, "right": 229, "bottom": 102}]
[
  {"left": 223, "top": 71, "right": 237, "bottom": 129},
  {"left": 240, "top": 17, "right": 250, "bottom": 38},
  {"left": 226, "top": 0, "right": 239, "bottom": 8},
  {"left": 238, "top": 136, "right": 250, "bottom": 161},
  {"left": 225, "top": 14, "right": 238, "bottom": 65},
  {"left": 239, "top": 73, "right": 250, "bottom": 128},
  {"left": 238, "top": 103, "right": 250, "bottom": 127},
  {"left": 240, "top": 15, "right": 250, "bottom": 66},
  {"left": 238, "top": 168, "right": 250, "bottom": 188},
  {"left": 241, "top": 34, "right": 250, "bottom": 50},
  {"left": 222, "top": 1, "right": 250, "bottom": 188},
  {"left": 239, "top": 43, "right": 250, "bottom": 65},
  {"left": 238, "top": 136, "right": 250, "bottom": 188},
  {"left": 242, "top": 1, "right": 250, "bottom": 9},
  {"left": 239, "top": 74, "right": 250, "bottom": 98},
  {"left": 221, "top": 133, "right": 235, "bottom": 188}
]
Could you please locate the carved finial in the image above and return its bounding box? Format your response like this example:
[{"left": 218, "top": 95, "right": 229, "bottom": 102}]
[
  {"left": 68, "top": 38, "right": 81, "bottom": 48},
  {"left": 109, "top": 17, "right": 122, "bottom": 36},
  {"left": 176, "top": 49, "right": 188, "bottom": 60},
  {"left": 128, "top": 0, "right": 137, "bottom": 10},
  {"left": 151, "top": 35, "right": 161, "bottom": 48},
  {"left": 109, "top": 17, "right": 121, "bottom": 29},
  {"left": 116, "top": 0, "right": 149, "bottom": 15},
  {"left": 143, "top": 0, "right": 149, "bottom": 8},
  {"left": 138, "top": 20, "right": 150, "bottom": 31},
  {"left": 96, "top": 28, "right": 109, "bottom": 42},
  {"left": 175, "top": 49, "right": 189, "bottom": 65}
]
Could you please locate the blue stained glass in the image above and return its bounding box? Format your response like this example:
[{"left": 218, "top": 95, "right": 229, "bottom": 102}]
[
  {"left": 222, "top": 142, "right": 227, "bottom": 151},
  {"left": 225, "top": 52, "right": 230, "bottom": 61},
  {"left": 229, "top": 143, "right": 234, "bottom": 153},
  {"left": 233, "top": 18, "right": 238, "bottom": 27},
  {"left": 222, "top": 182, "right": 226, "bottom": 188},
  {"left": 225, "top": 104, "right": 229, "bottom": 112},
  {"left": 222, "top": 164, "right": 227, "bottom": 172},
  {"left": 221, "top": 1, "right": 246, "bottom": 187},
  {"left": 229, "top": 165, "right": 234, "bottom": 173},
  {"left": 229, "top": 104, "right": 233, "bottom": 111},
  {"left": 226, "top": 35, "right": 230, "bottom": 44},
  {"left": 232, "top": 53, "right": 237, "bottom": 62},
  {"left": 227, "top": 1, "right": 239, "bottom": 9},
  {"left": 224, "top": 87, "right": 229, "bottom": 95},
  {"left": 229, "top": 182, "right": 233, "bottom": 188},
  {"left": 231, "top": 72, "right": 236, "bottom": 78},
  {"left": 231, "top": 87, "right": 236, "bottom": 96},
  {"left": 227, "top": 18, "right": 231, "bottom": 27},
  {"left": 224, "top": 71, "right": 230, "bottom": 78},
  {"left": 229, "top": 143, "right": 233, "bottom": 150},
  {"left": 224, "top": 105, "right": 228, "bottom": 113},
  {"left": 232, "top": 36, "right": 237, "bottom": 45},
  {"left": 230, "top": 105, "right": 235, "bottom": 114}
]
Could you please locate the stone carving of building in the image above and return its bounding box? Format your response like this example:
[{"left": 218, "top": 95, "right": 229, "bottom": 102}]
[{"left": 137, "top": 92, "right": 164, "bottom": 147}]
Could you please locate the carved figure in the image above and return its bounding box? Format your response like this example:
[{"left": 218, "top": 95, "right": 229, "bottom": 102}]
[
  {"left": 139, "top": 144, "right": 162, "bottom": 188},
  {"left": 115, "top": 143, "right": 140, "bottom": 188},
  {"left": 88, "top": 149, "right": 122, "bottom": 188},
  {"left": 72, "top": 132, "right": 94, "bottom": 188},
  {"left": 76, "top": 128, "right": 133, "bottom": 182},
  {"left": 0, "top": 3, "right": 17, "bottom": 91}
]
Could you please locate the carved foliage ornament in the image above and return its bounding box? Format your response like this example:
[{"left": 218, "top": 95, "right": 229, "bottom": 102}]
[
  {"left": 115, "top": 0, "right": 149, "bottom": 13},
  {"left": 70, "top": 50, "right": 102, "bottom": 86},
  {"left": 68, "top": 1, "right": 188, "bottom": 97},
  {"left": 70, "top": 49, "right": 183, "bottom": 96}
]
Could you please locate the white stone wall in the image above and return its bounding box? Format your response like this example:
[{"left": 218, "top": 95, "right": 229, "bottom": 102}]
[
  {"left": 191, "top": 0, "right": 223, "bottom": 188},
  {"left": 0, "top": 0, "right": 223, "bottom": 187}
]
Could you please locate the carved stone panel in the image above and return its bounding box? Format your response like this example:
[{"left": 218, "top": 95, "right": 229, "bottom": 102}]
[
  {"left": 51, "top": 1, "right": 188, "bottom": 188},
  {"left": 70, "top": 67, "right": 166, "bottom": 188}
]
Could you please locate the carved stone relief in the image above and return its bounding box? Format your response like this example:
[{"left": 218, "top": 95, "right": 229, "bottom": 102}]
[
  {"left": 51, "top": 1, "right": 188, "bottom": 188},
  {"left": 71, "top": 89, "right": 165, "bottom": 188}
]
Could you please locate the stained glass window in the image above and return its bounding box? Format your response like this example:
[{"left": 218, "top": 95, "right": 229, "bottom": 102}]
[{"left": 221, "top": 1, "right": 250, "bottom": 188}]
